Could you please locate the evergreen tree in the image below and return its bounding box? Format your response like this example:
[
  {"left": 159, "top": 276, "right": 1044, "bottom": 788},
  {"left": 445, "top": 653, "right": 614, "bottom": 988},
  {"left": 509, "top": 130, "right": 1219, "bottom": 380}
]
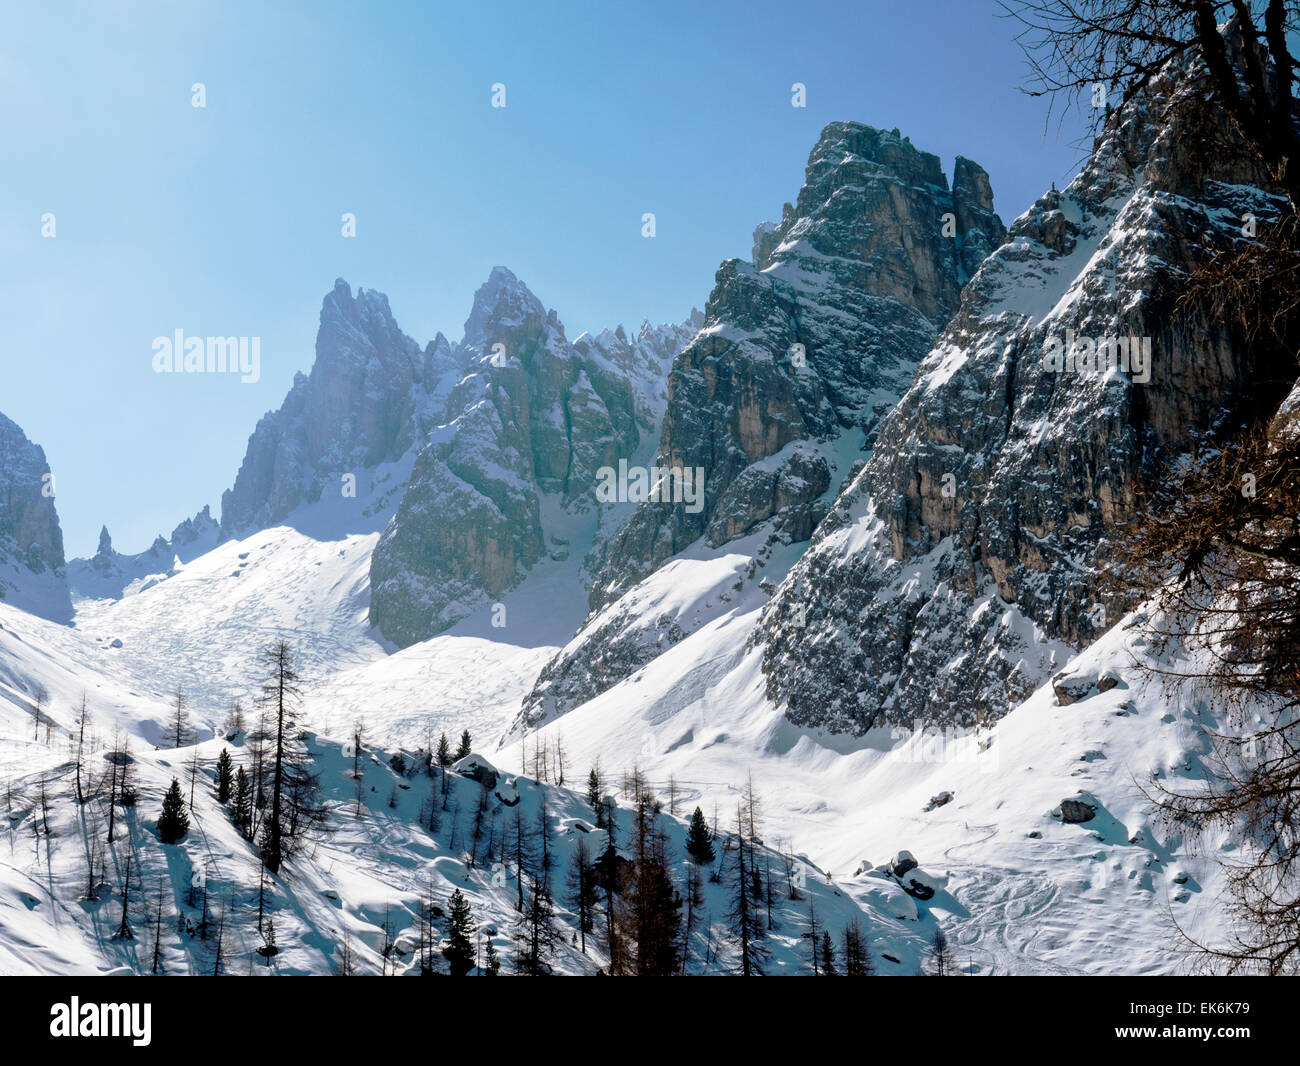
[
  {"left": 157, "top": 778, "right": 189, "bottom": 844},
  {"left": 444, "top": 888, "right": 476, "bottom": 976},
  {"left": 685, "top": 805, "right": 715, "bottom": 865},
  {"left": 626, "top": 790, "right": 680, "bottom": 975},
  {"left": 821, "top": 930, "right": 838, "bottom": 975},
  {"left": 566, "top": 835, "right": 599, "bottom": 953},
  {"left": 231, "top": 766, "right": 253, "bottom": 838},
  {"left": 483, "top": 937, "right": 500, "bottom": 976},
  {"left": 215, "top": 748, "right": 234, "bottom": 804},
  {"left": 455, "top": 729, "right": 472, "bottom": 760},
  {"left": 436, "top": 733, "right": 453, "bottom": 767},
  {"left": 585, "top": 767, "right": 602, "bottom": 811},
  {"left": 727, "top": 804, "right": 768, "bottom": 975},
  {"left": 257, "top": 640, "right": 326, "bottom": 873},
  {"left": 258, "top": 918, "right": 278, "bottom": 966}
]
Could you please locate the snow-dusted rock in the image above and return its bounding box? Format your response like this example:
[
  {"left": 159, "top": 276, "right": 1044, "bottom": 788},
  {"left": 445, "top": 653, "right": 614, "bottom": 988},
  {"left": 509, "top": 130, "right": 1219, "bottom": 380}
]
[
  {"left": 1060, "top": 797, "right": 1098, "bottom": 824},
  {"left": 521, "top": 122, "right": 1004, "bottom": 723},
  {"left": 890, "top": 850, "right": 919, "bottom": 877},
  {"left": 1052, "top": 668, "right": 1122, "bottom": 707},
  {"left": 760, "top": 42, "right": 1293, "bottom": 733},
  {"left": 0, "top": 410, "right": 70, "bottom": 621},
  {"left": 453, "top": 753, "right": 498, "bottom": 789},
  {"left": 369, "top": 268, "right": 698, "bottom": 647}
]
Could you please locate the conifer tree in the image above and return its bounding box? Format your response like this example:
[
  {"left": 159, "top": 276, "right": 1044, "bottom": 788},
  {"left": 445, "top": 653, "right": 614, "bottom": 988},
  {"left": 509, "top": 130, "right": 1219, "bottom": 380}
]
[
  {"left": 169, "top": 690, "right": 192, "bottom": 749},
  {"left": 232, "top": 766, "right": 253, "bottom": 838},
  {"left": 215, "top": 748, "right": 234, "bottom": 804},
  {"left": 257, "top": 640, "right": 325, "bottom": 873},
  {"left": 514, "top": 872, "right": 557, "bottom": 975},
  {"left": 483, "top": 937, "right": 500, "bottom": 976},
  {"left": 260, "top": 917, "right": 278, "bottom": 966},
  {"left": 626, "top": 789, "right": 680, "bottom": 975},
  {"left": 926, "top": 926, "right": 960, "bottom": 976},
  {"left": 157, "top": 778, "right": 189, "bottom": 844},
  {"left": 821, "top": 930, "right": 838, "bottom": 975},
  {"left": 444, "top": 888, "right": 476, "bottom": 976},
  {"left": 586, "top": 766, "right": 602, "bottom": 812},
  {"left": 151, "top": 876, "right": 166, "bottom": 974},
  {"left": 566, "top": 835, "right": 599, "bottom": 952},
  {"left": 727, "top": 804, "right": 768, "bottom": 975},
  {"left": 842, "top": 918, "right": 872, "bottom": 976},
  {"left": 685, "top": 805, "right": 715, "bottom": 865},
  {"left": 455, "top": 729, "right": 472, "bottom": 760},
  {"left": 436, "top": 733, "right": 453, "bottom": 767},
  {"left": 73, "top": 692, "right": 90, "bottom": 805}
]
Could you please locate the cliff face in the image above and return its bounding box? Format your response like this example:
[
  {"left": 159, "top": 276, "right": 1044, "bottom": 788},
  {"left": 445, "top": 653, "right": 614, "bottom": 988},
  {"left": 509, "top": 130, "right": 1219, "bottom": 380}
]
[
  {"left": 0, "top": 411, "right": 69, "bottom": 620},
  {"left": 592, "top": 124, "right": 1003, "bottom": 607},
  {"left": 220, "top": 280, "right": 453, "bottom": 538},
  {"left": 519, "top": 123, "right": 1004, "bottom": 725},
  {"left": 368, "top": 268, "right": 697, "bottom": 647},
  {"left": 759, "top": 49, "right": 1295, "bottom": 734}
]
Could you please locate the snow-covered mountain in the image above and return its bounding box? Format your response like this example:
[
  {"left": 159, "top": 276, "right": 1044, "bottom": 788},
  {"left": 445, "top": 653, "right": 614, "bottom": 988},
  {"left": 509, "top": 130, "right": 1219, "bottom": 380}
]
[
  {"left": 518, "top": 123, "right": 1004, "bottom": 727},
  {"left": 759, "top": 41, "right": 1293, "bottom": 734},
  {"left": 67, "top": 508, "right": 221, "bottom": 603},
  {"left": 369, "top": 267, "right": 700, "bottom": 646},
  {"left": 1, "top": 27, "right": 1294, "bottom": 977},
  {"left": 219, "top": 279, "right": 455, "bottom": 541}
]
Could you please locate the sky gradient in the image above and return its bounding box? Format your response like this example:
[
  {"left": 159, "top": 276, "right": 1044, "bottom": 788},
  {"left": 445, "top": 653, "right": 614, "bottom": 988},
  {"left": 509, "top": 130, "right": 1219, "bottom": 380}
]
[{"left": 0, "top": 0, "right": 1089, "bottom": 557}]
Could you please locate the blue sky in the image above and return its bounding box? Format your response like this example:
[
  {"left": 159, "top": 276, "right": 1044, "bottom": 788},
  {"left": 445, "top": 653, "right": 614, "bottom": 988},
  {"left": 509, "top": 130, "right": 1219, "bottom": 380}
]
[{"left": 0, "top": 0, "right": 1088, "bottom": 557}]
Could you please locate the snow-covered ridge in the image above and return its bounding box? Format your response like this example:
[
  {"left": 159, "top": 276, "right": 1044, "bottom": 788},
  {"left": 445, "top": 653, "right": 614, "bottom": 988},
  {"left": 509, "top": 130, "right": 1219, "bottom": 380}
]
[{"left": 759, "top": 43, "right": 1296, "bottom": 734}]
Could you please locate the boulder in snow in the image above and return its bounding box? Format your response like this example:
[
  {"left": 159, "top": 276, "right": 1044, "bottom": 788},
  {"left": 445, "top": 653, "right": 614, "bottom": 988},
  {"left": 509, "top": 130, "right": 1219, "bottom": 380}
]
[
  {"left": 890, "top": 850, "right": 918, "bottom": 877},
  {"left": 1052, "top": 667, "right": 1121, "bottom": 706},
  {"left": 1059, "top": 797, "right": 1097, "bottom": 824},
  {"left": 898, "top": 868, "right": 939, "bottom": 900},
  {"left": 454, "top": 753, "right": 498, "bottom": 789}
]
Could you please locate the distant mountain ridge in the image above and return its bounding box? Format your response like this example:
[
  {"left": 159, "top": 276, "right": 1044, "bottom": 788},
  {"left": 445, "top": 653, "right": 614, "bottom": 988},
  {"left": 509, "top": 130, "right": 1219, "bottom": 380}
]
[{"left": 199, "top": 268, "right": 698, "bottom": 648}]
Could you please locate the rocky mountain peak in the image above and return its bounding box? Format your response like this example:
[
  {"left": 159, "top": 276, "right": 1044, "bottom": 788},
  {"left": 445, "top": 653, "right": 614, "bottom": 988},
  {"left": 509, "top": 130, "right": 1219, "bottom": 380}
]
[
  {"left": 758, "top": 39, "right": 1296, "bottom": 735},
  {"left": 219, "top": 279, "right": 440, "bottom": 538},
  {"left": 0, "top": 410, "right": 69, "bottom": 619},
  {"left": 519, "top": 123, "right": 1005, "bottom": 725},
  {"left": 462, "top": 266, "right": 548, "bottom": 352},
  {"left": 365, "top": 271, "right": 700, "bottom": 647}
]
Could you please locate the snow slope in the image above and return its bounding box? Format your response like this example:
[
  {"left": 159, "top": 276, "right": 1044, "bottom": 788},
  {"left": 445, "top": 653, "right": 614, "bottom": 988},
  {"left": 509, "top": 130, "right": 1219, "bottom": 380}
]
[
  {"left": 0, "top": 600, "right": 930, "bottom": 975},
  {"left": 495, "top": 582, "right": 1239, "bottom": 974}
]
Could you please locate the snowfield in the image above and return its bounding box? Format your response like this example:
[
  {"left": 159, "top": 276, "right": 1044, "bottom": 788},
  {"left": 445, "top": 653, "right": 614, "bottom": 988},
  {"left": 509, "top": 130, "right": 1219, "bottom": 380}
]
[{"left": 0, "top": 500, "right": 1245, "bottom": 973}]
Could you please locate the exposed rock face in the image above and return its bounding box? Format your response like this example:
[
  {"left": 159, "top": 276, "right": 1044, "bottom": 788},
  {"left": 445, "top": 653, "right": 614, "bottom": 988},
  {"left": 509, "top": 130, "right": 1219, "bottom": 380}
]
[
  {"left": 759, "top": 48, "right": 1295, "bottom": 733},
  {"left": 212, "top": 270, "right": 695, "bottom": 649},
  {"left": 592, "top": 124, "right": 1003, "bottom": 605},
  {"left": 0, "top": 411, "right": 69, "bottom": 619},
  {"left": 0, "top": 412, "right": 65, "bottom": 574},
  {"left": 368, "top": 269, "right": 698, "bottom": 647},
  {"left": 519, "top": 123, "right": 1003, "bottom": 725},
  {"left": 220, "top": 280, "right": 452, "bottom": 538}
]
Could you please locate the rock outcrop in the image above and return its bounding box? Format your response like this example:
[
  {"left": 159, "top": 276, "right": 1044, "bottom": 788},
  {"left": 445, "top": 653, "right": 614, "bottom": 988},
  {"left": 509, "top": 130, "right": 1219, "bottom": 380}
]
[
  {"left": 368, "top": 268, "right": 697, "bottom": 646},
  {"left": 758, "top": 43, "right": 1295, "bottom": 733},
  {"left": 0, "top": 411, "right": 70, "bottom": 620},
  {"left": 220, "top": 280, "right": 453, "bottom": 538},
  {"left": 519, "top": 123, "right": 1003, "bottom": 725}
]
